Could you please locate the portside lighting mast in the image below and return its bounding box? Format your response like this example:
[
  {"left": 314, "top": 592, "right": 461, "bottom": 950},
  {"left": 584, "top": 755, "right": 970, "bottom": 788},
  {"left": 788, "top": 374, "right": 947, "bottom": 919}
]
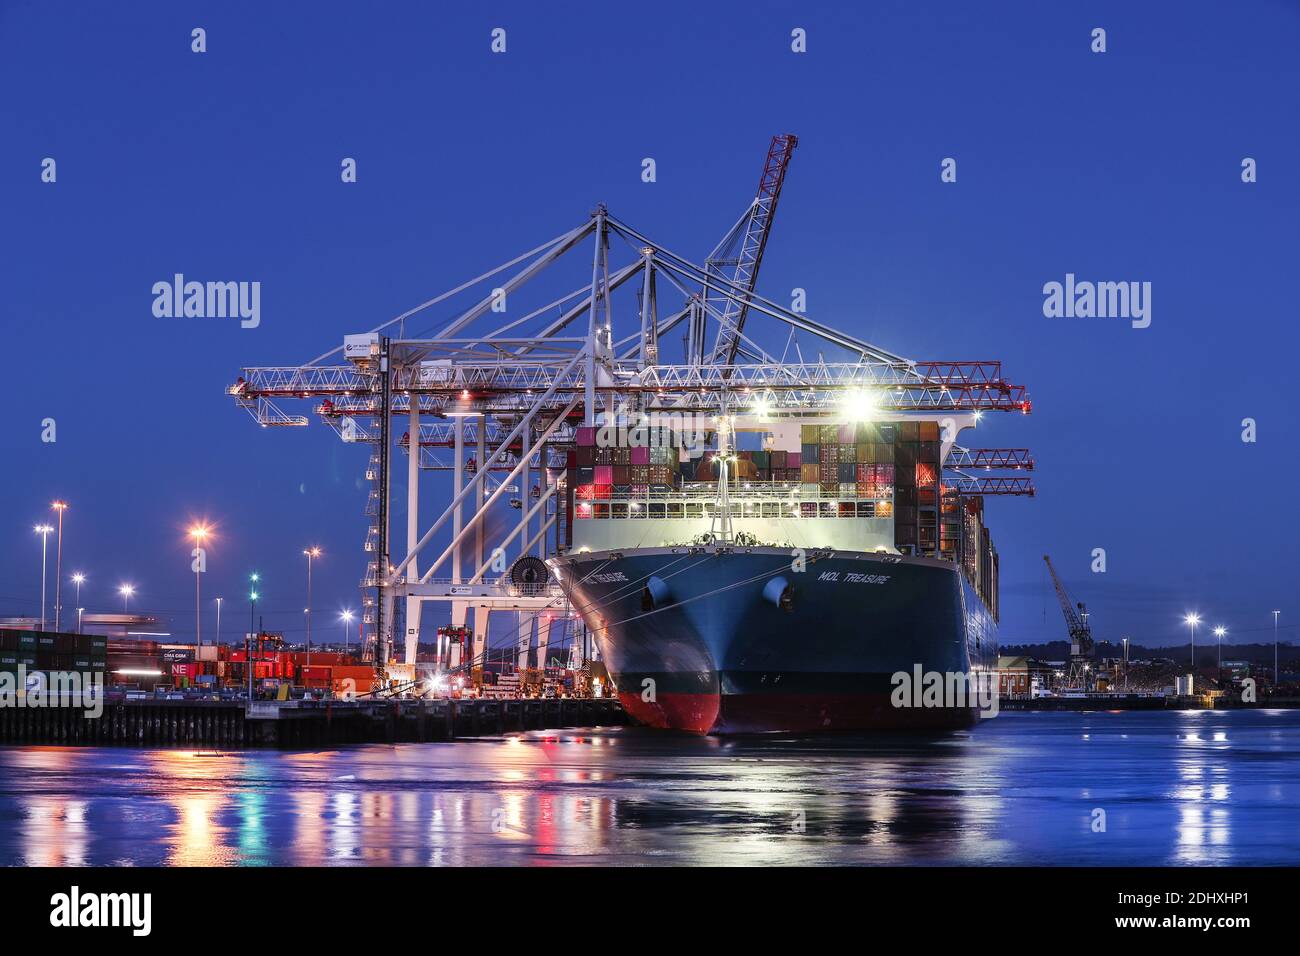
[
  {"left": 34, "top": 524, "right": 53, "bottom": 630},
  {"left": 51, "top": 501, "right": 68, "bottom": 632}
]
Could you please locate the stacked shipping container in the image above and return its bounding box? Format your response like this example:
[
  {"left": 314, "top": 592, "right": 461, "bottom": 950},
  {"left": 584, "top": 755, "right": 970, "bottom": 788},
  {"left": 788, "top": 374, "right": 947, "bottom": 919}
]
[
  {"left": 798, "top": 422, "right": 898, "bottom": 502},
  {"left": 889, "top": 420, "right": 942, "bottom": 553},
  {"left": 959, "top": 497, "right": 1000, "bottom": 620},
  {"left": 0, "top": 629, "right": 107, "bottom": 679},
  {"left": 569, "top": 425, "right": 682, "bottom": 497}
]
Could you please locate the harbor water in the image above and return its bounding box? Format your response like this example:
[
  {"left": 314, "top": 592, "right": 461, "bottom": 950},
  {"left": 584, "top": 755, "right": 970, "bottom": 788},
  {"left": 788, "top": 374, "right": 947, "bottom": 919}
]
[{"left": 1, "top": 709, "right": 1297, "bottom": 866}]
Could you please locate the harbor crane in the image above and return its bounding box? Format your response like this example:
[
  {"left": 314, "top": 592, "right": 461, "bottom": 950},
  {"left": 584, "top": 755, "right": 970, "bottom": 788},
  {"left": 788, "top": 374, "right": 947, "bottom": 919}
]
[
  {"left": 1043, "top": 554, "right": 1095, "bottom": 690},
  {"left": 228, "top": 135, "right": 1035, "bottom": 689},
  {"left": 705, "top": 133, "right": 798, "bottom": 366}
]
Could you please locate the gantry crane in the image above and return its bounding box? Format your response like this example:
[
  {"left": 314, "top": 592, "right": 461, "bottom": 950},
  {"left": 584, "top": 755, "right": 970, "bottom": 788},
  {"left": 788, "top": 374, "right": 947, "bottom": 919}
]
[
  {"left": 228, "top": 134, "right": 1035, "bottom": 686},
  {"left": 705, "top": 133, "right": 798, "bottom": 366},
  {"left": 1043, "top": 554, "right": 1095, "bottom": 690}
]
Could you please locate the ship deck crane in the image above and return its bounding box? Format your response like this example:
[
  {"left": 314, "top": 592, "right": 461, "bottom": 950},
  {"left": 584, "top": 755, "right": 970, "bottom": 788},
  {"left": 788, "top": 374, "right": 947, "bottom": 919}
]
[{"left": 1043, "top": 554, "right": 1095, "bottom": 690}]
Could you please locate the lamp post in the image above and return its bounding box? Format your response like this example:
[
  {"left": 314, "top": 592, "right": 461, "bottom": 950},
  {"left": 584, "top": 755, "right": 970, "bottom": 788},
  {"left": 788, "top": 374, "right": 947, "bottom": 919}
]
[
  {"left": 1121, "top": 637, "right": 1129, "bottom": 691},
  {"left": 248, "top": 574, "right": 260, "bottom": 640},
  {"left": 215, "top": 597, "right": 223, "bottom": 649},
  {"left": 303, "top": 547, "right": 320, "bottom": 665},
  {"left": 34, "top": 524, "right": 53, "bottom": 630},
  {"left": 190, "top": 526, "right": 209, "bottom": 656},
  {"left": 248, "top": 574, "right": 260, "bottom": 701},
  {"left": 1184, "top": 613, "right": 1200, "bottom": 693},
  {"left": 51, "top": 501, "right": 67, "bottom": 631},
  {"left": 341, "top": 609, "right": 354, "bottom": 656},
  {"left": 71, "top": 573, "right": 85, "bottom": 633},
  {"left": 1273, "top": 610, "right": 1281, "bottom": 689},
  {"left": 119, "top": 583, "right": 135, "bottom": 615},
  {"left": 1213, "top": 626, "right": 1226, "bottom": 677}
]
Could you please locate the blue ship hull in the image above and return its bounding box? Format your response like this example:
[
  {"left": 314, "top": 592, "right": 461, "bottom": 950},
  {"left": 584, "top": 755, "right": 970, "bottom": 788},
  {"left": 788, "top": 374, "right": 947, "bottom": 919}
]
[{"left": 553, "top": 546, "right": 997, "bottom": 734}]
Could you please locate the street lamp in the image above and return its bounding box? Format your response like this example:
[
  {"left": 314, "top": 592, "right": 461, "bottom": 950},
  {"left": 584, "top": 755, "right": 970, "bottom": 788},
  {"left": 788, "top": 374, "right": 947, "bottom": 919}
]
[
  {"left": 190, "top": 525, "right": 210, "bottom": 654},
  {"left": 247, "top": 575, "right": 260, "bottom": 701},
  {"left": 340, "top": 609, "right": 354, "bottom": 655},
  {"left": 1273, "top": 610, "right": 1281, "bottom": 688},
  {"left": 119, "top": 583, "right": 135, "bottom": 614},
  {"left": 1121, "top": 637, "right": 1129, "bottom": 691},
  {"left": 1213, "top": 626, "right": 1226, "bottom": 673},
  {"left": 51, "top": 501, "right": 67, "bottom": 631},
  {"left": 1184, "top": 613, "right": 1200, "bottom": 692},
  {"left": 34, "top": 524, "right": 54, "bottom": 630},
  {"left": 71, "top": 573, "right": 85, "bottom": 632},
  {"left": 248, "top": 573, "right": 260, "bottom": 636},
  {"left": 303, "top": 547, "right": 321, "bottom": 665},
  {"left": 215, "top": 596, "right": 223, "bottom": 649}
]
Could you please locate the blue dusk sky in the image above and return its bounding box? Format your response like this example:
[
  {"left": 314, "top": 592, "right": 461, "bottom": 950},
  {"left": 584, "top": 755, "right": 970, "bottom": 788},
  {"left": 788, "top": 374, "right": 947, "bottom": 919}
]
[{"left": 1, "top": 1, "right": 1297, "bottom": 650}]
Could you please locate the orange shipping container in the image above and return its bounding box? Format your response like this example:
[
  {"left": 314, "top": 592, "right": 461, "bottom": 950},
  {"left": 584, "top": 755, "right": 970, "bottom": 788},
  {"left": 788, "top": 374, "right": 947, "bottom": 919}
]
[{"left": 330, "top": 671, "right": 377, "bottom": 686}]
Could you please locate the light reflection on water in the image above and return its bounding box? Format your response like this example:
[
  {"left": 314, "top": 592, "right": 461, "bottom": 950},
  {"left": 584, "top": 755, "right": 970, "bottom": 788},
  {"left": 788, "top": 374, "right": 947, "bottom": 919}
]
[{"left": 0, "top": 710, "right": 1297, "bottom": 866}]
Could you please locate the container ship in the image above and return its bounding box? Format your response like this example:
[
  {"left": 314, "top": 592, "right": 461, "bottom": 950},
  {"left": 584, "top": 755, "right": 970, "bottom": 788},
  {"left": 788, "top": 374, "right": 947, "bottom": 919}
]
[{"left": 552, "top": 415, "right": 1005, "bottom": 734}]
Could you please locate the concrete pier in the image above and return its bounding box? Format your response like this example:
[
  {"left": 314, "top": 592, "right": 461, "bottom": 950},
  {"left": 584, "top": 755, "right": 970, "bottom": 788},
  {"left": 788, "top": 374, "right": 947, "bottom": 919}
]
[{"left": 0, "top": 697, "right": 626, "bottom": 748}]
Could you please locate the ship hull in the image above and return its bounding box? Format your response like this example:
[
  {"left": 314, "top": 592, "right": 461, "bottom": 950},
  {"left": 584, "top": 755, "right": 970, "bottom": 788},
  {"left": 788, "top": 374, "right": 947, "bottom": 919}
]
[{"left": 553, "top": 546, "right": 997, "bottom": 734}]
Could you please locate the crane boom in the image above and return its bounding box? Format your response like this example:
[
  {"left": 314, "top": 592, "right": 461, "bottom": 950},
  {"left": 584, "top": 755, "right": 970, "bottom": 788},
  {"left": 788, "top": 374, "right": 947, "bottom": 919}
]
[{"left": 706, "top": 133, "right": 797, "bottom": 366}]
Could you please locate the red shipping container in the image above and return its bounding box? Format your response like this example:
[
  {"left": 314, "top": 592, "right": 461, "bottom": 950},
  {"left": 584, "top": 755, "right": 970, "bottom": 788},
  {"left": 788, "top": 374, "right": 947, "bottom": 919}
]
[
  {"left": 630, "top": 445, "right": 650, "bottom": 465},
  {"left": 594, "top": 465, "right": 614, "bottom": 485},
  {"left": 788, "top": 452, "right": 801, "bottom": 468},
  {"left": 593, "top": 484, "right": 612, "bottom": 499},
  {"left": 576, "top": 426, "right": 596, "bottom": 447}
]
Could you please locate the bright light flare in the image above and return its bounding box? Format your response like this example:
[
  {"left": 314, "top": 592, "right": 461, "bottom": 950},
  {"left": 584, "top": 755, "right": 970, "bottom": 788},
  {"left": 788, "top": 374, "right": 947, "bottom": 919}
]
[{"left": 842, "top": 390, "right": 878, "bottom": 422}]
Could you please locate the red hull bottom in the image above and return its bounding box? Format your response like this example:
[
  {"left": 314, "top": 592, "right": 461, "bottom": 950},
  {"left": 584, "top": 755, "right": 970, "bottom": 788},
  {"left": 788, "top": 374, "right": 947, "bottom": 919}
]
[{"left": 618, "top": 690, "right": 980, "bottom": 735}]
